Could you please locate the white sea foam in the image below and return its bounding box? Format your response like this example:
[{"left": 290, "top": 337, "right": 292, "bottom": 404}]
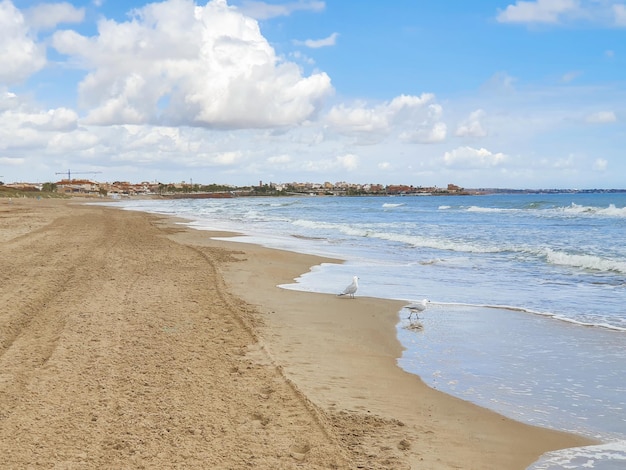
[
  {"left": 292, "top": 218, "right": 626, "bottom": 276},
  {"left": 461, "top": 201, "right": 626, "bottom": 219},
  {"left": 529, "top": 441, "right": 626, "bottom": 470},
  {"left": 382, "top": 202, "right": 405, "bottom": 208},
  {"left": 558, "top": 203, "right": 626, "bottom": 218},
  {"left": 429, "top": 301, "right": 626, "bottom": 332},
  {"left": 466, "top": 205, "right": 517, "bottom": 213},
  {"left": 544, "top": 248, "right": 626, "bottom": 274},
  {"left": 599, "top": 204, "right": 626, "bottom": 217},
  {"left": 292, "top": 219, "right": 502, "bottom": 253}
]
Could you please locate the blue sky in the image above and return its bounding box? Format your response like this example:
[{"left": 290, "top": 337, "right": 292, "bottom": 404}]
[{"left": 1, "top": 0, "right": 625, "bottom": 188}]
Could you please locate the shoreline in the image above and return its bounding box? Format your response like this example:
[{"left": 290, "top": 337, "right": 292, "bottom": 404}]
[
  {"left": 159, "top": 204, "right": 597, "bottom": 468},
  {"left": 0, "top": 198, "right": 595, "bottom": 469}
]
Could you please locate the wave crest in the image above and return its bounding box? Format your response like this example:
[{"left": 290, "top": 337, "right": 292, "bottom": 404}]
[{"left": 544, "top": 248, "right": 626, "bottom": 274}]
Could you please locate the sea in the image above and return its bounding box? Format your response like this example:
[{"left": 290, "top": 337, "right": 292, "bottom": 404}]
[{"left": 102, "top": 192, "right": 626, "bottom": 469}]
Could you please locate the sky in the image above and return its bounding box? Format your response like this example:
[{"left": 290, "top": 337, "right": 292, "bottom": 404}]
[{"left": 1, "top": 0, "right": 625, "bottom": 189}]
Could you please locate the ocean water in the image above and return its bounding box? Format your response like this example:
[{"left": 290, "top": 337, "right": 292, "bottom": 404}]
[{"left": 106, "top": 192, "right": 626, "bottom": 469}]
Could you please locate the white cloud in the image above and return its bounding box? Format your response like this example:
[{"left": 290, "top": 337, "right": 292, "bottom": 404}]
[
  {"left": 399, "top": 103, "right": 447, "bottom": 144},
  {"left": 497, "top": 0, "right": 626, "bottom": 26},
  {"left": 47, "top": 129, "right": 100, "bottom": 153},
  {"left": 388, "top": 94, "right": 435, "bottom": 112},
  {"left": 326, "top": 93, "right": 439, "bottom": 142},
  {"left": 25, "top": 107, "right": 79, "bottom": 131},
  {"left": 444, "top": 146, "right": 507, "bottom": 168},
  {"left": 401, "top": 121, "right": 447, "bottom": 144},
  {"left": 213, "top": 151, "right": 243, "bottom": 165},
  {"left": 0, "top": 96, "right": 79, "bottom": 153},
  {"left": 456, "top": 109, "right": 487, "bottom": 137},
  {"left": 326, "top": 102, "right": 391, "bottom": 134},
  {"left": 614, "top": 4, "right": 626, "bottom": 26},
  {"left": 52, "top": 0, "right": 332, "bottom": 129},
  {"left": 0, "top": 1, "right": 46, "bottom": 85},
  {"left": 586, "top": 110, "right": 617, "bottom": 123},
  {"left": 337, "top": 153, "right": 358, "bottom": 170},
  {"left": 124, "top": 126, "right": 185, "bottom": 151},
  {"left": 25, "top": 2, "right": 85, "bottom": 31},
  {"left": 235, "top": 0, "right": 324, "bottom": 20},
  {"left": 294, "top": 32, "right": 338, "bottom": 48},
  {"left": 496, "top": 0, "right": 580, "bottom": 24}
]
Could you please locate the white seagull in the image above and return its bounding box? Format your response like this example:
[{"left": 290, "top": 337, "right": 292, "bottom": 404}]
[
  {"left": 405, "top": 299, "right": 430, "bottom": 320},
  {"left": 338, "top": 276, "right": 359, "bottom": 298}
]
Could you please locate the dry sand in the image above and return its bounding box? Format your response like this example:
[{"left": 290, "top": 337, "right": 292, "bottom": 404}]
[{"left": 0, "top": 197, "right": 594, "bottom": 469}]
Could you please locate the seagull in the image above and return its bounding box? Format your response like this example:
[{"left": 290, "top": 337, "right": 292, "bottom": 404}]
[
  {"left": 405, "top": 299, "right": 430, "bottom": 320},
  {"left": 338, "top": 276, "right": 359, "bottom": 298}
]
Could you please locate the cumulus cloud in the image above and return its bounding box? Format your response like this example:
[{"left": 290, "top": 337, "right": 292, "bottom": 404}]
[
  {"left": 0, "top": 1, "right": 46, "bottom": 85},
  {"left": 337, "top": 153, "right": 358, "bottom": 170},
  {"left": 25, "top": 2, "right": 85, "bottom": 31},
  {"left": 586, "top": 110, "right": 617, "bottom": 123},
  {"left": 0, "top": 92, "right": 79, "bottom": 153},
  {"left": 401, "top": 121, "right": 447, "bottom": 144},
  {"left": 455, "top": 109, "right": 487, "bottom": 137},
  {"left": 444, "top": 146, "right": 507, "bottom": 168},
  {"left": 52, "top": 0, "right": 332, "bottom": 129},
  {"left": 294, "top": 32, "right": 338, "bottom": 48},
  {"left": 326, "top": 101, "right": 391, "bottom": 134},
  {"left": 326, "top": 93, "right": 440, "bottom": 142},
  {"left": 47, "top": 129, "right": 100, "bottom": 153},
  {"left": 212, "top": 151, "right": 243, "bottom": 165},
  {"left": 23, "top": 107, "right": 79, "bottom": 131},
  {"left": 123, "top": 126, "right": 186, "bottom": 151},
  {"left": 496, "top": 0, "right": 580, "bottom": 24},
  {"left": 3, "top": 107, "right": 78, "bottom": 144},
  {"left": 236, "top": 0, "right": 325, "bottom": 19},
  {"left": 399, "top": 103, "right": 447, "bottom": 144}
]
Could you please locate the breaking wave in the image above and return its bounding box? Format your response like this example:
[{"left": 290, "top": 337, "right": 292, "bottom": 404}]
[
  {"left": 544, "top": 248, "right": 626, "bottom": 274},
  {"left": 462, "top": 202, "right": 626, "bottom": 218}
]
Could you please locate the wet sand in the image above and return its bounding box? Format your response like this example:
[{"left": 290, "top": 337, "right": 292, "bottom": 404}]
[{"left": 0, "top": 197, "right": 594, "bottom": 469}]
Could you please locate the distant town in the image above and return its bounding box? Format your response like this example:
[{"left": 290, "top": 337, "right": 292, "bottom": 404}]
[{"left": 1, "top": 178, "right": 624, "bottom": 198}]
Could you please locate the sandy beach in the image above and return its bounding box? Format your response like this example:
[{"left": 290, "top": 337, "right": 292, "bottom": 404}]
[{"left": 0, "top": 198, "right": 594, "bottom": 469}]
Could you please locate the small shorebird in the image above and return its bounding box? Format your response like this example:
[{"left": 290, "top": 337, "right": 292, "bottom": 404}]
[
  {"left": 338, "top": 276, "right": 359, "bottom": 298},
  {"left": 405, "top": 299, "right": 430, "bottom": 320}
]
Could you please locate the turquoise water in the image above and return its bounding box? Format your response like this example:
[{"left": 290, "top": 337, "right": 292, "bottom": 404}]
[{"left": 108, "top": 192, "right": 626, "bottom": 468}]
